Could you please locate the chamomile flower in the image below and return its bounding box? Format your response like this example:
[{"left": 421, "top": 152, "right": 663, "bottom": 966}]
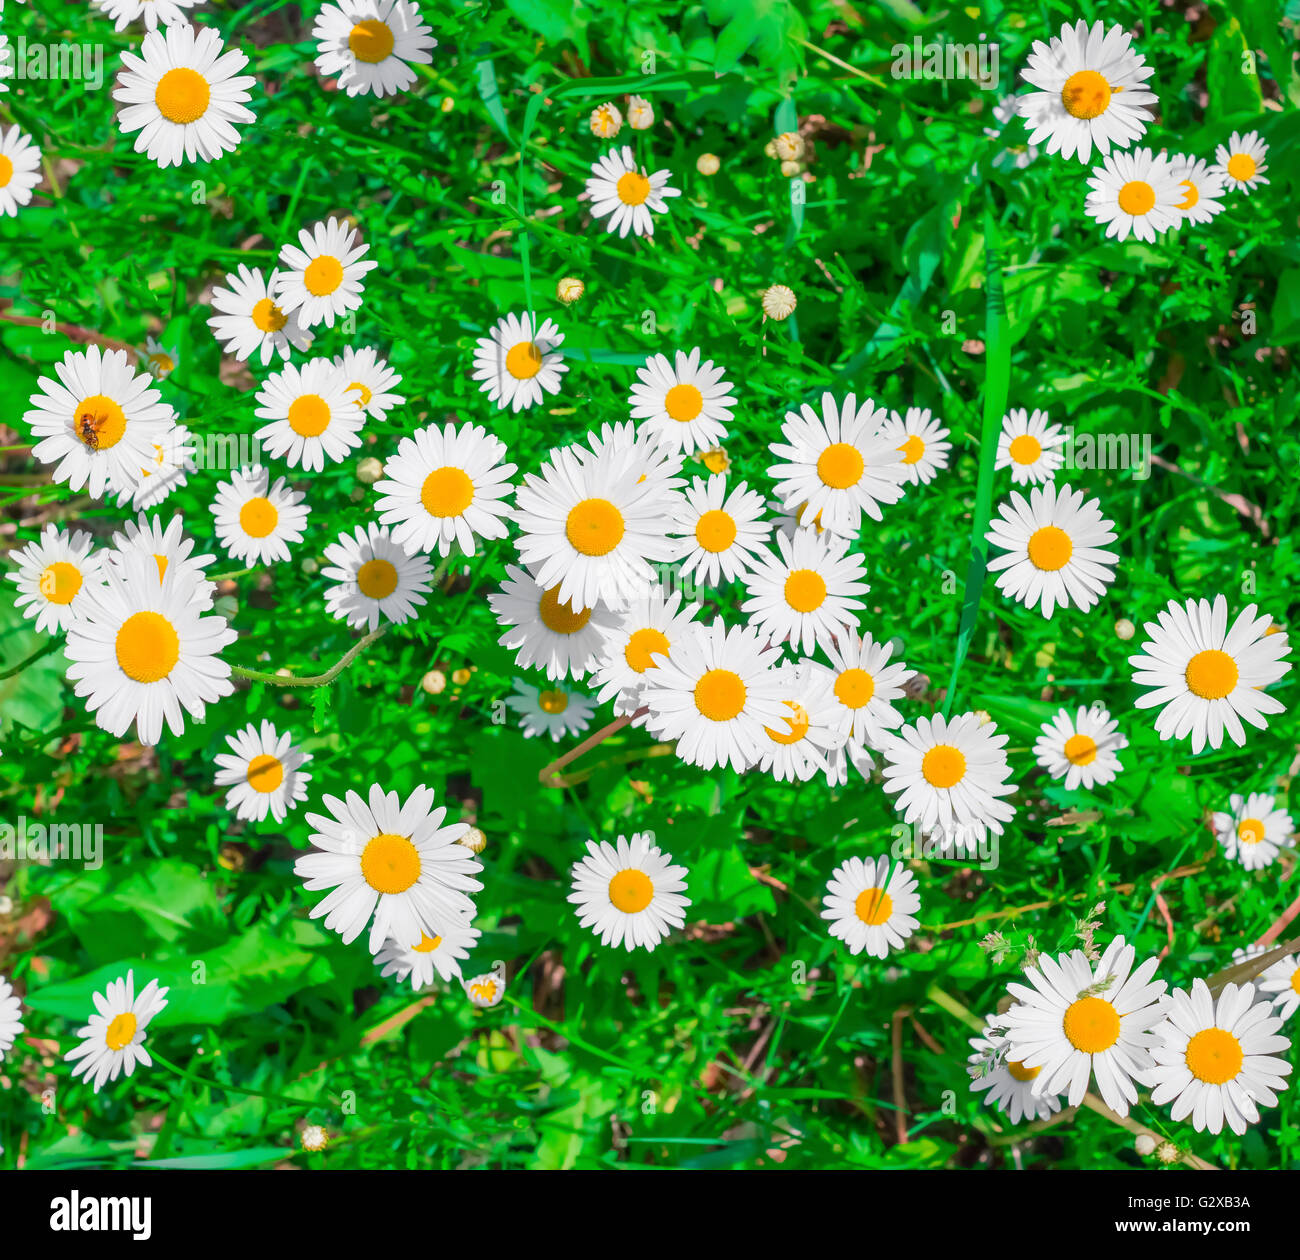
[
  {"left": 1000, "top": 935, "right": 1167, "bottom": 1116},
  {"left": 207, "top": 264, "right": 314, "bottom": 365},
  {"left": 210, "top": 465, "right": 310, "bottom": 566},
  {"left": 114, "top": 21, "right": 257, "bottom": 168},
  {"left": 507, "top": 678, "right": 597, "bottom": 741},
  {"left": 995, "top": 408, "right": 1065, "bottom": 485},
  {"left": 984, "top": 95, "right": 1040, "bottom": 171},
  {"left": 821, "top": 855, "right": 920, "bottom": 959},
  {"left": 629, "top": 348, "right": 736, "bottom": 455},
  {"left": 64, "top": 970, "right": 169, "bottom": 1094},
  {"left": 667, "top": 474, "right": 769, "bottom": 587},
  {"left": 293, "top": 783, "right": 483, "bottom": 955},
  {"left": 1085, "top": 146, "right": 1184, "bottom": 243},
  {"left": 1211, "top": 792, "right": 1294, "bottom": 872},
  {"left": 639, "top": 619, "right": 787, "bottom": 773},
  {"left": 470, "top": 312, "right": 567, "bottom": 413},
  {"left": 0, "top": 974, "right": 22, "bottom": 1062},
  {"left": 576, "top": 420, "right": 685, "bottom": 495},
  {"left": 1212, "top": 130, "right": 1269, "bottom": 195},
  {"left": 322, "top": 523, "right": 433, "bottom": 631},
  {"left": 254, "top": 357, "right": 366, "bottom": 472},
  {"left": 115, "top": 423, "right": 196, "bottom": 513},
  {"left": 822, "top": 629, "right": 915, "bottom": 749},
  {"left": 756, "top": 659, "right": 847, "bottom": 783},
  {"left": 1149, "top": 979, "right": 1292, "bottom": 1135},
  {"left": 1034, "top": 704, "right": 1126, "bottom": 790},
  {"left": 24, "top": 345, "right": 176, "bottom": 500},
  {"left": 274, "top": 217, "right": 377, "bottom": 330},
  {"left": 7, "top": 525, "right": 104, "bottom": 634},
  {"left": 1016, "top": 20, "right": 1156, "bottom": 163},
  {"left": 213, "top": 719, "right": 312, "bottom": 824},
  {"left": 968, "top": 1016, "right": 1063, "bottom": 1125},
  {"left": 376, "top": 919, "right": 481, "bottom": 989},
  {"left": 592, "top": 587, "right": 701, "bottom": 719},
  {"left": 513, "top": 441, "right": 677, "bottom": 612},
  {"left": 1169, "top": 155, "right": 1226, "bottom": 227},
  {"left": 740, "top": 527, "right": 869, "bottom": 656},
  {"left": 879, "top": 407, "right": 951, "bottom": 487},
  {"left": 1259, "top": 956, "right": 1300, "bottom": 1022},
  {"left": 489, "top": 564, "right": 618, "bottom": 681},
  {"left": 135, "top": 335, "right": 176, "bottom": 381},
  {"left": 313, "top": 0, "right": 436, "bottom": 98},
  {"left": 585, "top": 145, "right": 681, "bottom": 238},
  {"left": 63, "top": 550, "right": 236, "bottom": 746},
  {"left": 93, "top": 0, "right": 203, "bottom": 32},
  {"left": 0, "top": 125, "right": 43, "bottom": 217},
  {"left": 109, "top": 512, "right": 216, "bottom": 598},
  {"left": 768, "top": 392, "right": 905, "bottom": 538},
  {"left": 1129, "top": 595, "right": 1291, "bottom": 753},
  {"left": 466, "top": 972, "right": 505, "bottom": 1008},
  {"left": 568, "top": 833, "right": 690, "bottom": 952},
  {"left": 880, "top": 712, "right": 1018, "bottom": 837},
  {"left": 374, "top": 421, "right": 516, "bottom": 558},
  {"left": 985, "top": 482, "right": 1119, "bottom": 618},
  {"left": 330, "top": 345, "right": 404, "bottom": 422}
]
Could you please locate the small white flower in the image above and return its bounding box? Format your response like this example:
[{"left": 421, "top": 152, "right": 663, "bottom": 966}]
[{"left": 568, "top": 833, "right": 690, "bottom": 951}]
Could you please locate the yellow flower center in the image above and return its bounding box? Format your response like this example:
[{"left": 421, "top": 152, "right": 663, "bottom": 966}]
[
  {"left": 40, "top": 561, "right": 83, "bottom": 604},
  {"left": 239, "top": 496, "right": 279, "bottom": 538},
  {"left": 287, "top": 394, "right": 332, "bottom": 437},
  {"left": 1236, "top": 818, "right": 1265, "bottom": 846},
  {"left": 784, "top": 568, "right": 827, "bottom": 613},
  {"left": 538, "top": 688, "right": 569, "bottom": 714},
  {"left": 252, "top": 297, "right": 288, "bottom": 333},
  {"left": 1007, "top": 1059, "right": 1040, "bottom": 1083},
  {"left": 1063, "top": 733, "right": 1098, "bottom": 766},
  {"left": 348, "top": 380, "right": 373, "bottom": 405},
  {"left": 1184, "top": 648, "right": 1238, "bottom": 700},
  {"left": 104, "top": 1011, "right": 138, "bottom": 1051},
  {"left": 765, "top": 701, "right": 810, "bottom": 745},
  {"left": 701, "top": 448, "right": 729, "bottom": 474},
  {"left": 505, "top": 340, "right": 543, "bottom": 380},
  {"left": 1291, "top": 970, "right": 1300, "bottom": 996},
  {"left": 1026, "top": 524, "right": 1073, "bottom": 571},
  {"left": 75, "top": 395, "right": 127, "bottom": 450},
  {"left": 149, "top": 352, "right": 175, "bottom": 374},
  {"left": 1185, "top": 1027, "right": 1244, "bottom": 1085},
  {"left": 154, "top": 66, "right": 210, "bottom": 124},
  {"left": 616, "top": 170, "right": 651, "bottom": 205},
  {"left": 1060, "top": 69, "right": 1112, "bottom": 120},
  {"left": 921, "top": 744, "right": 966, "bottom": 789},
  {"left": 625, "top": 626, "right": 670, "bottom": 673},
  {"left": 412, "top": 932, "right": 442, "bottom": 953},
  {"left": 694, "top": 509, "right": 736, "bottom": 553},
  {"left": 1177, "top": 180, "right": 1199, "bottom": 210},
  {"left": 608, "top": 868, "right": 654, "bottom": 913},
  {"left": 469, "top": 978, "right": 497, "bottom": 1002},
  {"left": 565, "top": 497, "right": 625, "bottom": 557},
  {"left": 303, "top": 254, "right": 344, "bottom": 297},
  {"left": 1062, "top": 996, "right": 1120, "bottom": 1053},
  {"left": 1226, "top": 153, "right": 1257, "bottom": 182},
  {"left": 899, "top": 434, "right": 925, "bottom": 464},
  {"left": 834, "top": 667, "right": 874, "bottom": 709},
  {"left": 854, "top": 887, "right": 893, "bottom": 926},
  {"left": 1118, "top": 180, "right": 1156, "bottom": 217},
  {"left": 349, "top": 18, "right": 394, "bottom": 62},
  {"left": 694, "top": 668, "right": 746, "bottom": 721},
  {"left": 816, "top": 442, "right": 864, "bottom": 489},
  {"left": 421, "top": 466, "right": 474, "bottom": 517},
  {"left": 1007, "top": 433, "right": 1041, "bottom": 465},
  {"left": 0, "top": 155, "right": 12, "bottom": 188},
  {"left": 357, "top": 558, "right": 399, "bottom": 600},
  {"left": 246, "top": 754, "right": 284, "bottom": 793},
  {"left": 538, "top": 586, "right": 591, "bottom": 634},
  {"left": 664, "top": 383, "right": 704, "bottom": 422},
  {"left": 360, "top": 832, "right": 421, "bottom": 894},
  {"left": 115, "top": 611, "right": 180, "bottom": 683}
]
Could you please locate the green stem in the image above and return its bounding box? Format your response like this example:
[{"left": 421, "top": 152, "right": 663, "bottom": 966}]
[
  {"left": 231, "top": 627, "right": 387, "bottom": 688},
  {"left": 0, "top": 637, "right": 60, "bottom": 680},
  {"left": 152, "top": 1051, "right": 320, "bottom": 1110}
]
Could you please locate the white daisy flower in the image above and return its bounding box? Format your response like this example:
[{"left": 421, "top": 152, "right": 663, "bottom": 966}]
[
  {"left": 115, "top": 423, "right": 196, "bottom": 513},
  {"left": 207, "top": 264, "right": 314, "bottom": 365},
  {"left": 108, "top": 511, "right": 216, "bottom": 599},
  {"left": 822, "top": 628, "right": 915, "bottom": 750},
  {"left": 628, "top": 347, "right": 736, "bottom": 455},
  {"left": 274, "top": 216, "right": 377, "bottom": 330},
  {"left": 756, "top": 659, "right": 847, "bottom": 783},
  {"left": 1085, "top": 146, "right": 1184, "bottom": 243},
  {"left": 513, "top": 440, "right": 678, "bottom": 613},
  {"left": 489, "top": 564, "right": 618, "bottom": 681},
  {"left": 313, "top": 0, "right": 436, "bottom": 98},
  {"left": 63, "top": 970, "right": 169, "bottom": 1094},
  {"left": 63, "top": 550, "right": 236, "bottom": 746},
  {"left": 880, "top": 711, "right": 1018, "bottom": 837},
  {"left": 568, "top": 833, "right": 690, "bottom": 951},
  {"left": 1259, "top": 956, "right": 1300, "bottom": 1022},
  {"left": 576, "top": 419, "right": 685, "bottom": 496},
  {"left": 1000, "top": 935, "right": 1167, "bottom": 1117},
  {"left": 376, "top": 919, "right": 481, "bottom": 990},
  {"left": 1211, "top": 130, "right": 1269, "bottom": 195},
  {"left": 24, "top": 345, "right": 176, "bottom": 500},
  {"left": 968, "top": 1016, "right": 1063, "bottom": 1125},
  {"left": 93, "top": 0, "right": 202, "bottom": 32},
  {"left": 592, "top": 587, "right": 701, "bottom": 720},
  {"left": 113, "top": 21, "right": 257, "bottom": 168},
  {"left": 879, "top": 406, "right": 951, "bottom": 487},
  {"left": 767, "top": 392, "right": 905, "bottom": 539},
  {"left": 506, "top": 677, "right": 597, "bottom": 741},
  {"left": 821, "top": 855, "right": 920, "bottom": 959},
  {"left": 0, "top": 125, "right": 42, "bottom": 217},
  {"left": 334, "top": 345, "right": 405, "bottom": 421},
  {"left": 322, "top": 522, "right": 433, "bottom": 631},
  {"left": 639, "top": 618, "right": 787, "bottom": 773},
  {"left": 254, "top": 357, "right": 366, "bottom": 472},
  {"left": 213, "top": 719, "right": 312, "bottom": 824},
  {"left": 740, "top": 527, "right": 869, "bottom": 656},
  {"left": 293, "top": 783, "right": 482, "bottom": 955},
  {"left": 373, "top": 421, "right": 516, "bottom": 558},
  {"left": 585, "top": 145, "right": 681, "bottom": 238},
  {"left": 1034, "top": 704, "right": 1126, "bottom": 790},
  {"left": 1129, "top": 595, "right": 1291, "bottom": 754},
  {"left": 6, "top": 525, "right": 105, "bottom": 634},
  {"left": 984, "top": 95, "right": 1040, "bottom": 171},
  {"left": 994, "top": 407, "right": 1065, "bottom": 485},
  {"left": 985, "top": 482, "right": 1119, "bottom": 619},
  {"left": 1168, "top": 155, "right": 1226, "bottom": 227},
  {"left": 1016, "top": 20, "right": 1156, "bottom": 163},
  {"left": 210, "top": 465, "right": 310, "bottom": 566},
  {"left": 1211, "top": 792, "right": 1294, "bottom": 872},
  {"left": 1149, "top": 979, "right": 1292, "bottom": 1135},
  {"left": 0, "top": 973, "right": 24, "bottom": 1062},
  {"left": 667, "top": 474, "right": 769, "bottom": 588},
  {"left": 470, "top": 312, "right": 567, "bottom": 413},
  {"left": 465, "top": 972, "right": 505, "bottom": 1008},
  {"left": 137, "top": 335, "right": 177, "bottom": 381}
]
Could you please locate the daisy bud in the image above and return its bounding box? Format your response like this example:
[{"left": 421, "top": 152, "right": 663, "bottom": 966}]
[
  {"left": 300, "top": 557, "right": 318, "bottom": 575},
  {"left": 1154, "top": 1140, "right": 1180, "bottom": 1165},
  {"left": 779, "top": 159, "right": 801, "bottom": 178},
  {"left": 440, "top": 97, "right": 454, "bottom": 113},
  {"left": 451, "top": 667, "right": 472, "bottom": 685},
  {"left": 775, "top": 132, "right": 805, "bottom": 161},
  {"left": 761, "top": 284, "right": 797, "bottom": 321},
  {"left": 556, "top": 276, "right": 585, "bottom": 305},
  {"left": 301, "top": 1125, "right": 329, "bottom": 1152},
  {"left": 1113, "top": 617, "right": 1135, "bottom": 641},
  {"left": 458, "top": 827, "right": 487, "bottom": 854},
  {"left": 627, "top": 96, "right": 654, "bottom": 130},
  {"left": 421, "top": 669, "right": 447, "bottom": 695},
  {"left": 696, "top": 153, "right": 720, "bottom": 176},
  {"left": 590, "top": 102, "right": 622, "bottom": 138},
  {"left": 466, "top": 972, "right": 506, "bottom": 1009},
  {"left": 356, "top": 456, "right": 384, "bottom": 484},
  {"left": 1134, "top": 1133, "right": 1157, "bottom": 1156},
  {"left": 763, "top": 140, "right": 777, "bottom": 159}
]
